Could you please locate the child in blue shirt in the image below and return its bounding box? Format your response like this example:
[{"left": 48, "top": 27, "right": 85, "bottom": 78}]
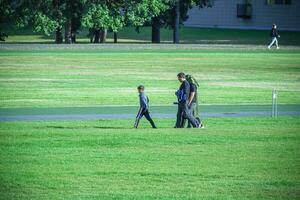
[{"left": 134, "top": 85, "right": 157, "bottom": 128}]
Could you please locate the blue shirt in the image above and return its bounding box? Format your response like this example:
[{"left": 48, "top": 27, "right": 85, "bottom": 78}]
[{"left": 139, "top": 92, "right": 149, "bottom": 109}]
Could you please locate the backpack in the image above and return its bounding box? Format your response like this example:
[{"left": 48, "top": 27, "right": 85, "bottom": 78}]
[
  {"left": 186, "top": 75, "right": 199, "bottom": 87},
  {"left": 185, "top": 75, "right": 200, "bottom": 120},
  {"left": 176, "top": 89, "right": 187, "bottom": 103}
]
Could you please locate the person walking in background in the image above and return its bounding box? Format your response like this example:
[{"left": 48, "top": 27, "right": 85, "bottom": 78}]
[
  {"left": 175, "top": 72, "right": 200, "bottom": 128},
  {"left": 268, "top": 24, "right": 280, "bottom": 49},
  {"left": 134, "top": 85, "right": 157, "bottom": 129}
]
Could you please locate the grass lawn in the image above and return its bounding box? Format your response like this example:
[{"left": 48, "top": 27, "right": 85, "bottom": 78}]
[
  {"left": 0, "top": 117, "right": 299, "bottom": 199},
  {"left": 0, "top": 47, "right": 300, "bottom": 108},
  {"left": 0, "top": 37, "right": 300, "bottom": 199},
  {"left": 2, "top": 26, "right": 300, "bottom": 45}
]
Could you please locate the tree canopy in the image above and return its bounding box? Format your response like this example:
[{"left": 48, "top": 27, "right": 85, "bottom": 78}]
[{"left": 0, "top": 0, "right": 213, "bottom": 43}]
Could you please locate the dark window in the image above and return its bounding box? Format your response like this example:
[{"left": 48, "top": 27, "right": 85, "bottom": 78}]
[
  {"left": 237, "top": 4, "right": 252, "bottom": 19},
  {"left": 267, "top": 0, "right": 291, "bottom": 5}
]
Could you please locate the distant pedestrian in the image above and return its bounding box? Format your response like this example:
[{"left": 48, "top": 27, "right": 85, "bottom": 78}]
[
  {"left": 175, "top": 72, "right": 200, "bottom": 128},
  {"left": 268, "top": 24, "right": 280, "bottom": 49},
  {"left": 134, "top": 85, "right": 157, "bottom": 128}
]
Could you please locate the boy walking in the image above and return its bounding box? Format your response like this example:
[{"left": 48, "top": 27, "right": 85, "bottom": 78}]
[
  {"left": 134, "top": 85, "right": 157, "bottom": 128},
  {"left": 268, "top": 24, "right": 280, "bottom": 49}
]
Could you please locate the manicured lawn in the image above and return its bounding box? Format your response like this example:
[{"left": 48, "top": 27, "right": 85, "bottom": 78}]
[
  {"left": 3, "top": 26, "right": 300, "bottom": 45},
  {"left": 0, "top": 47, "right": 300, "bottom": 108},
  {"left": 0, "top": 39, "right": 299, "bottom": 199},
  {"left": 0, "top": 117, "right": 299, "bottom": 199}
]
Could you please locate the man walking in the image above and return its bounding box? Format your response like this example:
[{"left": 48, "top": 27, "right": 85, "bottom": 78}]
[
  {"left": 175, "top": 72, "right": 200, "bottom": 128},
  {"left": 134, "top": 85, "right": 157, "bottom": 129},
  {"left": 268, "top": 24, "right": 280, "bottom": 49}
]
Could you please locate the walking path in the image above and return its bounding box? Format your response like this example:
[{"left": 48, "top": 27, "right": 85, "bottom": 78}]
[{"left": 0, "top": 104, "right": 299, "bottom": 121}]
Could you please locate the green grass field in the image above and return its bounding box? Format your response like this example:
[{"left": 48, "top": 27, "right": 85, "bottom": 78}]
[
  {"left": 3, "top": 26, "right": 300, "bottom": 45},
  {"left": 0, "top": 43, "right": 300, "bottom": 199},
  {"left": 1, "top": 117, "right": 300, "bottom": 199},
  {"left": 0, "top": 47, "right": 300, "bottom": 108}
]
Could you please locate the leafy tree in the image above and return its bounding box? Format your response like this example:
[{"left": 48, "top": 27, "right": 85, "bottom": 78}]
[
  {"left": 81, "top": 1, "right": 124, "bottom": 43},
  {"left": 82, "top": 0, "right": 167, "bottom": 43},
  {"left": 152, "top": 0, "right": 213, "bottom": 43},
  {"left": 0, "top": 0, "right": 12, "bottom": 41},
  {"left": 0, "top": 0, "right": 39, "bottom": 41}
]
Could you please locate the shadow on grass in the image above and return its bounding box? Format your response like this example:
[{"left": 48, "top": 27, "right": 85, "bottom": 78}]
[{"left": 40, "top": 125, "right": 130, "bottom": 130}]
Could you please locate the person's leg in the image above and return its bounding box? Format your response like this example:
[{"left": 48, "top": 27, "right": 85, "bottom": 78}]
[
  {"left": 268, "top": 37, "right": 276, "bottom": 48},
  {"left": 187, "top": 103, "right": 196, "bottom": 128},
  {"left": 182, "top": 103, "right": 199, "bottom": 128},
  {"left": 275, "top": 37, "right": 279, "bottom": 48},
  {"left": 144, "top": 110, "right": 157, "bottom": 128},
  {"left": 134, "top": 108, "right": 144, "bottom": 128},
  {"left": 181, "top": 117, "right": 187, "bottom": 128},
  {"left": 175, "top": 104, "right": 184, "bottom": 128}
]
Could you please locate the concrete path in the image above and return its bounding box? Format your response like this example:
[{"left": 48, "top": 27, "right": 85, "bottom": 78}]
[{"left": 1, "top": 111, "right": 299, "bottom": 121}]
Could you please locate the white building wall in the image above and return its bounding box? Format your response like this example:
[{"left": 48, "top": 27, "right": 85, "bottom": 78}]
[{"left": 184, "top": 0, "right": 300, "bottom": 31}]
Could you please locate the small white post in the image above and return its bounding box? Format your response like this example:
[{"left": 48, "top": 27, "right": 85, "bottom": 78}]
[{"left": 272, "top": 89, "right": 278, "bottom": 117}]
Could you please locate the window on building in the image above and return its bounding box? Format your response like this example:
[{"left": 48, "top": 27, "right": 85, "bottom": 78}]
[{"left": 266, "top": 0, "right": 292, "bottom": 5}]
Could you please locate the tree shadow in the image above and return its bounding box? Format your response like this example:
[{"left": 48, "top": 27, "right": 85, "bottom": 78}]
[
  {"left": 38, "top": 126, "right": 130, "bottom": 130},
  {"left": 92, "top": 126, "right": 130, "bottom": 129}
]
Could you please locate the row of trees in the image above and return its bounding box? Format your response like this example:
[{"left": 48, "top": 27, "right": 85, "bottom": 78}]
[{"left": 0, "top": 0, "right": 213, "bottom": 43}]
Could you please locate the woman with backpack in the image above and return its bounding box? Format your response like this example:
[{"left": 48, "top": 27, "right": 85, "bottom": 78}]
[{"left": 184, "top": 74, "right": 204, "bottom": 128}]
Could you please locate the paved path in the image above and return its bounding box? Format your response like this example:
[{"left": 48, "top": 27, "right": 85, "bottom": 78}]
[
  {"left": 1, "top": 111, "right": 299, "bottom": 121},
  {"left": 1, "top": 105, "right": 299, "bottom": 121}
]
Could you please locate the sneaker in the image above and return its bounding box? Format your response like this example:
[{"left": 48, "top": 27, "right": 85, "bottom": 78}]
[
  {"left": 276, "top": 46, "right": 280, "bottom": 49},
  {"left": 198, "top": 124, "right": 205, "bottom": 129},
  {"left": 268, "top": 46, "right": 271, "bottom": 49}
]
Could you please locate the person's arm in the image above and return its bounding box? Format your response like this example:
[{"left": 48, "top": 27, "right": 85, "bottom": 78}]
[
  {"left": 188, "top": 84, "right": 196, "bottom": 106},
  {"left": 140, "top": 94, "right": 148, "bottom": 109},
  {"left": 188, "top": 92, "right": 195, "bottom": 106},
  {"left": 276, "top": 29, "right": 280, "bottom": 37}
]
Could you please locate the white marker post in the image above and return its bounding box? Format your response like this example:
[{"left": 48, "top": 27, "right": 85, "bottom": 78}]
[{"left": 272, "top": 89, "right": 278, "bottom": 117}]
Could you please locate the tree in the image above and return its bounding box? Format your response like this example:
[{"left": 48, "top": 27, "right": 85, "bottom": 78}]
[
  {"left": 9, "top": 0, "right": 84, "bottom": 44},
  {"left": 81, "top": 2, "right": 124, "bottom": 43},
  {"left": 0, "top": 0, "right": 12, "bottom": 41},
  {"left": 0, "top": 0, "right": 43, "bottom": 41},
  {"left": 125, "top": 0, "right": 168, "bottom": 43},
  {"left": 151, "top": 0, "right": 213, "bottom": 43},
  {"left": 81, "top": 0, "right": 164, "bottom": 43}
]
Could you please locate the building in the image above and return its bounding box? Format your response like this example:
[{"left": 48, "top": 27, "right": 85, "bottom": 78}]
[{"left": 184, "top": 0, "right": 300, "bottom": 31}]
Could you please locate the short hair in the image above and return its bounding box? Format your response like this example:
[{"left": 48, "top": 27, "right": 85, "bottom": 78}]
[
  {"left": 137, "top": 85, "right": 144, "bottom": 90},
  {"left": 177, "top": 72, "right": 185, "bottom": 78}
]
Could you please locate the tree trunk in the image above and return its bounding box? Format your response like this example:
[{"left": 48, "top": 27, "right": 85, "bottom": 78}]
[
  {"left": 55, "top": 27, "right": 63, "bottom": 44},
  {"left": 94, "top": 29, "right": 100, "bottom": 43},
  {"left": 71, "top": 32, "right": 76, "bottom": 43},
  {"left": 64, "top": 20, "right": 72, "bottom": 44},
  {"left": 100, "top": 29, "right": 107, "bottom": 43},
  {"left": 114, "top": 32, "right": 118, "bottom": 43},
  {"left": 54, "top": 0, "right": 62, "bottom": 44},
  {"left": 152, "top": 17, "right": 160, "bottom": 43},
  {"left": 89, "top": 28, "right": 94, "bottom": 43},
  {"left": 173, "top": 0, "right": 180, "bottom": 44}
]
